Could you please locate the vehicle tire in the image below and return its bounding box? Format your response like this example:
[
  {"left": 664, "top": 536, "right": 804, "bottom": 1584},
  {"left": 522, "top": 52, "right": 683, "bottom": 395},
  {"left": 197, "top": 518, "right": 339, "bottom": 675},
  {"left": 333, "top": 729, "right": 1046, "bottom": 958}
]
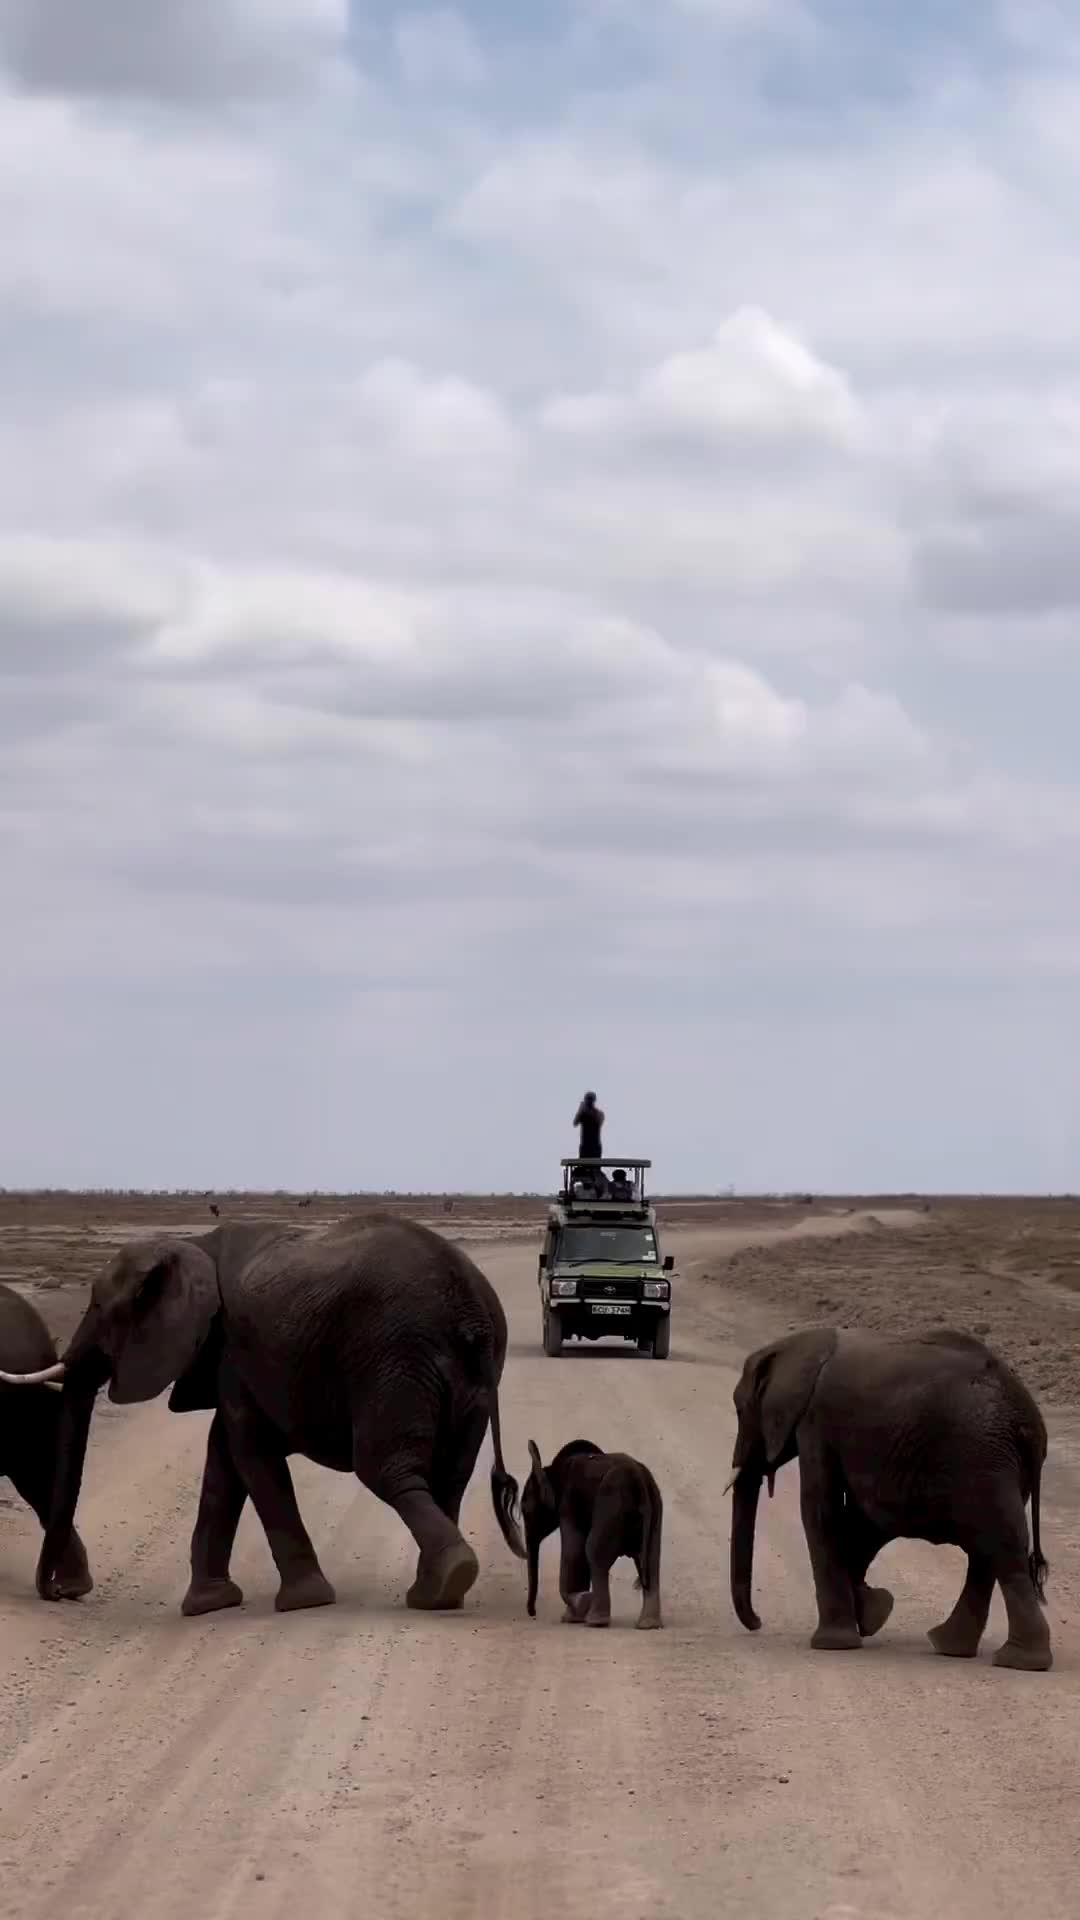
[
  {"left": 651, "top": 1315, "right": 671, "bottom": 1359},
  {"left": 544, "top": 1309, "right": 564, "bottom": 1356}
]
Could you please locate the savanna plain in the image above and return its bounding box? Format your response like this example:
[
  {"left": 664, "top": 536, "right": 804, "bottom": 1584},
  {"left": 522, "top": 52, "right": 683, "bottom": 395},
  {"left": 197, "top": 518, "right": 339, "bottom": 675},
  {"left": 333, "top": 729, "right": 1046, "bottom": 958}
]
[{"left": 2, "top": 1189, "right": 1080, "bottom": 1920}]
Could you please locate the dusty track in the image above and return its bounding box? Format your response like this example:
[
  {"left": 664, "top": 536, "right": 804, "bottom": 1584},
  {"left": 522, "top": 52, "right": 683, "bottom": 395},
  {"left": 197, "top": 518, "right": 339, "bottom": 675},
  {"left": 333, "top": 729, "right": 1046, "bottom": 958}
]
[{"left": 1, "top": 1215, "right": 1079, "bottom": 1919}]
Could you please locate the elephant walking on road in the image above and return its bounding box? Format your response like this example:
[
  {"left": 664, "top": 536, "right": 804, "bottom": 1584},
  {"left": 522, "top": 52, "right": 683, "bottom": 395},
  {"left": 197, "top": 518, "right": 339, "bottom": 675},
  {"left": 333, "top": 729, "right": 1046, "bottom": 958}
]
[
  {"left": 728, "top": 1326, "right": 1052, "bottom": 1671},
  {"left": 0, "top": 1284, "right": 92, "bottom": 1599},
  {"left": 0, "top": 1218, "right": 526, "bottom": 1615},
  {"left": 522, "top": 1438, "right": 663, "bottom": 1629}
]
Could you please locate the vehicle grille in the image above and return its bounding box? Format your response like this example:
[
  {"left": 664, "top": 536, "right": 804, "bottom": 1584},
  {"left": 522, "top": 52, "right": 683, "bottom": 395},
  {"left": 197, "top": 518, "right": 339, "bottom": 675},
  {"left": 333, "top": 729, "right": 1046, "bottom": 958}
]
[{"left": 582, "top": 1279, "right": 640, "bottom": 1301}]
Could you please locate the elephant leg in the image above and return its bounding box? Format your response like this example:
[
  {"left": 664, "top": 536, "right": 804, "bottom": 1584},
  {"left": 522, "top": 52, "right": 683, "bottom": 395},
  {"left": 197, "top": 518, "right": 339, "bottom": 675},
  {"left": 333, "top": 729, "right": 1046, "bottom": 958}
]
[
  {"left": 635, "top": 1508, "right": 663, "bottom": 1631},
  {"left": 799, "top": 1443, "right": 861, "bottom": 1651},
  {"left": 422, "top": 1405, "right": 491, "bottom": 1610},
  {"left": 354, "top": 1393, "right": 479, "bottom": 1612},
  {"left": 582, "top": 1487, "right": 627, "bottom": 1627},
  {"left": 991, "top": 1531, "right": 1052, "bottom": 1672},
  {"left": 840, "top": 1505, "right": 893, "bottom": 1639},
  {"left": 559, "top": 1523, "right": 591, "bottom": 1622},
  {"left": 928, "top": 1552, "right": 994, "bottom": 1659},
  {"left": 431, "top": 1404, "right": 490, "bottom": 1528},
  {"left": 393, "top": 1492, "right": 479, "bottom": 1611},
  {"left": 583, "top": 1541, "right": 614, "bottom": 1628},
  {"left": 6, "top": 1439, "right": 93, "bottom": 1601},
  {"left": 225, "top": 1397, "right": 335, "bottom": 1613},
  {"left": 181, "top": 1411, "right": 248, "bottom": 1617}
]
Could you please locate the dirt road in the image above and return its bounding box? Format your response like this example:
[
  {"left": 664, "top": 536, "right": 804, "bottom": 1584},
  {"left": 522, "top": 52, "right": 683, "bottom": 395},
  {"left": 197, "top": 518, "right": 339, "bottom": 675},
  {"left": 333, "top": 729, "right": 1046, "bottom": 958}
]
[{"left": 1, "top": 1217, "right": 1079, "bottom": 1920}]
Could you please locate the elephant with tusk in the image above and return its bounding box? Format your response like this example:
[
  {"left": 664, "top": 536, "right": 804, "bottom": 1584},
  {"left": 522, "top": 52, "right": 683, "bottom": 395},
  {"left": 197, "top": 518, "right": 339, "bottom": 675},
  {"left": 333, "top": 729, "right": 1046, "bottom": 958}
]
[
  {"left": 727, "top": 1325, "right": 1052, "bottom": 1670},
  {"left": 0, "top": 1284, "right": 92, "bottom": 1599},
  {"left": 0, "top": 1217, "right": 526, "bottom": 1615}
]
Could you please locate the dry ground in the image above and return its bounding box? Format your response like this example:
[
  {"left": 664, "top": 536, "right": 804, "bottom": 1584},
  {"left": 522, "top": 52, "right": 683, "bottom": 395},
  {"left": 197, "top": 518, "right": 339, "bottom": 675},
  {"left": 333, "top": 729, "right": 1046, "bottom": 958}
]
[{"left": 1, "top": 1192, "right": 1079, "bottom": 1918}]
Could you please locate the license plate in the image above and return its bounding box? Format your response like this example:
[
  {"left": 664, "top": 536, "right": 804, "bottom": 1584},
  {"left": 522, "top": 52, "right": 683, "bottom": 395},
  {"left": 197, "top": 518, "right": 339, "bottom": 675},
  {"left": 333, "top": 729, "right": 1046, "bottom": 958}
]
[{"left": 589, "top": 1302, "right": 633, "bottom": 1316}]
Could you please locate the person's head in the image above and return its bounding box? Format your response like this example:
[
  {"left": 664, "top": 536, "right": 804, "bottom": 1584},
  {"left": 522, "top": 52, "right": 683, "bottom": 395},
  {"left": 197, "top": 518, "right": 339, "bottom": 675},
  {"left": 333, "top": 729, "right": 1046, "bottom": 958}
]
[
  {"left": 613, "top": 1168, "right": 626, "bottom": 1184},
  {"left": 583, "top": 1090, "right": 596, "bottom": 1107}
]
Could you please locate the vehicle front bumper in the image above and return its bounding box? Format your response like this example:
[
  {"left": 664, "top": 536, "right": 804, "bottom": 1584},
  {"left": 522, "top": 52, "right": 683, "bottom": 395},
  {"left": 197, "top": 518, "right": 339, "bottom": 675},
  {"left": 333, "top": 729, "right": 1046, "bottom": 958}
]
[{"left": 548, "top": 1281, "right": 671, "bottom": 1320}]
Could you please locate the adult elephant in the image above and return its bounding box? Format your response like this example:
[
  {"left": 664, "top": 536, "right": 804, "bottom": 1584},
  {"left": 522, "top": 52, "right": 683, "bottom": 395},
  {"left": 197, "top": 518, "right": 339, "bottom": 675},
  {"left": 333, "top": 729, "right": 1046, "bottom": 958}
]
[
  {"left": 0, "top": 1284, "right": 93, "bottom": 1598},
  {"left": 727, "top": 1326, "right": 1051, "bottom": 1671},
  {"left": 0, "top": 1218, "right": 526, "bottom": 1615}
]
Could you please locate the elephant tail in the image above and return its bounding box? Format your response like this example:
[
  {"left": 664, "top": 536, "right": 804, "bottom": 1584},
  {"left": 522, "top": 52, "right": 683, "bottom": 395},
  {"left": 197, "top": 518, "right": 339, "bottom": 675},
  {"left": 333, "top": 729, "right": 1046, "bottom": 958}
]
[
  {"left": 489, "top": 1384, "right": 526, "bottom": 1560},
  {"left": 1029, "top": 1451, "right": 1049, "bottom": 1605}
]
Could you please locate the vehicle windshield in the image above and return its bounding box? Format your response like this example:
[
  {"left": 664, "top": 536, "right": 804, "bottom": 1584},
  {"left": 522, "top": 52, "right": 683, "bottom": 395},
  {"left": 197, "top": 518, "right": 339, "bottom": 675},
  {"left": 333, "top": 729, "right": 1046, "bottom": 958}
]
[{"left": 555, "top": 1226, "right": 658, "bottom": 1266}]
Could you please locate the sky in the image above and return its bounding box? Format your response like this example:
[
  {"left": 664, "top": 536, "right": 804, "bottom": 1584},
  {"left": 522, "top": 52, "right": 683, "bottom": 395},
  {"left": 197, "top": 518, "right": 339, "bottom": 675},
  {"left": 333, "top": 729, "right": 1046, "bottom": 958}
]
[{"left": 1, "top": 0, "right": 1079, "bottom": 1194}]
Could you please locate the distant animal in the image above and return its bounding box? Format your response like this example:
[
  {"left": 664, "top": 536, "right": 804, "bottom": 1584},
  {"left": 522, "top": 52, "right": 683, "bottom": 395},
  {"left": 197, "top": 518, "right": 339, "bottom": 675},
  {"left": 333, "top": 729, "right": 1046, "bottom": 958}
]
[
  {"left": 298, "top": 1197, "right": 313, "bottom": 1209},
  {"left": 0, "top": 1218, "right": 526, "bottom": 1615},
  {"left": 208, "top": 1203, "right": 220, "bottom": 1218},
  {"left": 521, "top": 1438, "right": 663, "bottom": 1629},
  {"left": 0, "top": 1285, "right": 92, "bottom": 1600},
  {"left": 728, "top": 1326, "right": 1051, "bottom": 1670}
]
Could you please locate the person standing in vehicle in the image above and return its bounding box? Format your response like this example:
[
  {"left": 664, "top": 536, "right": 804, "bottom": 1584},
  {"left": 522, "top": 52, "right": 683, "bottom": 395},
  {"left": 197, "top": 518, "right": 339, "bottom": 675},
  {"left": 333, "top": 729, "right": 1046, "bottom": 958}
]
[{"left": 574, "top": 1090, "right": 604, "bottom": 1161}]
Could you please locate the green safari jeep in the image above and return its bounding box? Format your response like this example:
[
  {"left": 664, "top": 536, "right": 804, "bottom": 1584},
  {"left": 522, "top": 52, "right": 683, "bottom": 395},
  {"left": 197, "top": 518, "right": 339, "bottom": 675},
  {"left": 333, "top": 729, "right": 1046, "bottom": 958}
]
[{"left": 537, "top": 1158, "right": 674, "bottom": 1358}]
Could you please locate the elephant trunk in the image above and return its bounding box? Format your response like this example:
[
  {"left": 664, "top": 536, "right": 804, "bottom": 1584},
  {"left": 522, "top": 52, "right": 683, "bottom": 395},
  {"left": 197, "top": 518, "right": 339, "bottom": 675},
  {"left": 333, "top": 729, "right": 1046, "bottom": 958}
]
[
  {"left": 730, "top": 1467, "right": 763, "bottom": 1632},
  {"left": 36, "top": 1346, "right": 108, "bottom": 1602}
]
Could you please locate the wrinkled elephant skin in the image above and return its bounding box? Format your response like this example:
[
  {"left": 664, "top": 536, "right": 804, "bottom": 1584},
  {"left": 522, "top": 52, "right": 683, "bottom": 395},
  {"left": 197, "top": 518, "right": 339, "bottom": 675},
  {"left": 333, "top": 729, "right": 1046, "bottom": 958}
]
[
  {"left": 14, "top": 1219, "right": 526, "bottom": 1616},
  {"left": 728, "top": 1326, "right": 1052, "bottom": 1671}
]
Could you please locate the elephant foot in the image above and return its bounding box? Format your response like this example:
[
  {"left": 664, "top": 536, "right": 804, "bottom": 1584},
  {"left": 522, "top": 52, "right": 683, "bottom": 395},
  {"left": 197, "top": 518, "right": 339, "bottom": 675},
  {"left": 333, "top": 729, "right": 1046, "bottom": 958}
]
[
  {"left": 182, "top": 1577, "right": 244, "bottom": 1618},
  {"left": 991, "top": 1639, "right": 1053, "bottom": 1672},
  {"left": 275, "top": 1567, "right": 336, "bottom": 1613},
  {"left": 41, "top": 1535, "right": 94, "bottom": 1602},
  {"left": 584, "top": 1605, "right": 611, "bottom": 1628},
  {"left": 857, "top": 1585, "right": 894, "bottom": 1639},
  {"left": 928, "top": 1621, "right": 981, "bottom": 1659},
  {"left": 405, "top": 1540, "right": 478, "bottom": 1611},
  {"left": 810, "top": 1624, "right": 862, "bottom": 1651},
  {"left": 52, "top": 1556, "right": 93, "bottom": 1602},
  {"left": 53, "top": 1574, "right": 94, "bottom": 1601},
  {"left": 561, "top": 1590, "right": 591, "bottom": 1624},
  {"left": 635, "top": 1613, "right": 663, "bottom": 1631}
]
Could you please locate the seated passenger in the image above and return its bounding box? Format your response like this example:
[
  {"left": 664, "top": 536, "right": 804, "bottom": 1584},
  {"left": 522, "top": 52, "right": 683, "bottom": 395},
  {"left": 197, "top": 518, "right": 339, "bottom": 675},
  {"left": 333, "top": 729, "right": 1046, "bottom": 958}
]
[{"left": 609, "top": 1168, "right": 633, "bottom": 1202}]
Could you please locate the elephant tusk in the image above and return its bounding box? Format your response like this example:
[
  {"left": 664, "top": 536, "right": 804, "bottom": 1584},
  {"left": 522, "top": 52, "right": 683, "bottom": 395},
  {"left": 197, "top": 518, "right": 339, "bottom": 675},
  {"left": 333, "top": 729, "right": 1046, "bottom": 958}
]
[
  {"left": 723, "top": 1474, "right": 738, "bottom": 1495},
  {"left": 0, "top": 1361, "right": 66, "bottom": 1387},
  {"left": 767, "top": 1472, "right": 775, "bottom": 1499}
]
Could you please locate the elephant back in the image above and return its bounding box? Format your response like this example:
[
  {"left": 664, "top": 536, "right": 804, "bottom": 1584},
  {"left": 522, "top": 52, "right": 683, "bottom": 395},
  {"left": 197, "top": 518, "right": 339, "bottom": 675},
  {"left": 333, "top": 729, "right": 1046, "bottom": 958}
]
[{"left": 225, "top": 1216, "right": 505, "bottom": 1380}]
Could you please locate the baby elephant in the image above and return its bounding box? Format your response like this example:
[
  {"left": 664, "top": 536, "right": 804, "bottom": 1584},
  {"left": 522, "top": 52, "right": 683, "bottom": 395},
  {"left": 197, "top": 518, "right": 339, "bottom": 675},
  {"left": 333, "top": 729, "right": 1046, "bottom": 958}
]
[{"left": 522, "top": 1438, "right": 663, "bottom": 1629}]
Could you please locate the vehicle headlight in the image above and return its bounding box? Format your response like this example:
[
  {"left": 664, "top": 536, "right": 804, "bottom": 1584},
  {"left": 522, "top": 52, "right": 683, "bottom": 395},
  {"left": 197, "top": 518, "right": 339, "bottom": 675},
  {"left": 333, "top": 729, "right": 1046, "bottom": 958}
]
[
  {"left": 643, "top": 1281, "right": 670, "bottom": 1300},
  {"left": 551, "top": 1280, "right": 578, "bottom": 1298}
]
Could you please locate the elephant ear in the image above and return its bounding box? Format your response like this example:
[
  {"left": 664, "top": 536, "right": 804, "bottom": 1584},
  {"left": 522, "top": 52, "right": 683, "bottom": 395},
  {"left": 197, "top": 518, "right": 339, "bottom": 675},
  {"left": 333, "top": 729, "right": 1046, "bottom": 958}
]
[
  {"left": 755, "top": 1330, "right": 837, "bottom": 1467},
  {"left": 93, "top": 1238, "right": 220, "bottom": 1406}
]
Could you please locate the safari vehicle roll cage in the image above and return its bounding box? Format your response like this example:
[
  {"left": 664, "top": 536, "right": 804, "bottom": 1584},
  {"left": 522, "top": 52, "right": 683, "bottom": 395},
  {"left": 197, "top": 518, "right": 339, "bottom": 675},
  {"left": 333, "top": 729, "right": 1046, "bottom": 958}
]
[{"left": 559, "top": 1157, "right": 652, "bottom": 1214}]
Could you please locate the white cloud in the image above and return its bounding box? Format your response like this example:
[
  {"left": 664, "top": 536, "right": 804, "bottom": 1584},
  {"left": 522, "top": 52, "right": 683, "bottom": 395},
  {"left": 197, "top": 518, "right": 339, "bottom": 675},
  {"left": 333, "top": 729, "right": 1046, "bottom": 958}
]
[
  {"left": 1, "top": 4, "right": 1079, "bottom": 1190},
  {"left": 353, "top": 358, "right": 518, "bottom": 466},
  {"left": 544, "top": 307, "right": 866, "bottom": 450}
]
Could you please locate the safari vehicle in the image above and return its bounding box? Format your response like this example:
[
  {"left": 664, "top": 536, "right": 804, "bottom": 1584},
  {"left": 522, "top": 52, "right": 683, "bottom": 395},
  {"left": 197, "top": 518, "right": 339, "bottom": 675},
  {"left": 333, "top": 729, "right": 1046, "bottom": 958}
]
[{"left": 537, "top": 1158, "right": 675, "bottom": 1358}]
